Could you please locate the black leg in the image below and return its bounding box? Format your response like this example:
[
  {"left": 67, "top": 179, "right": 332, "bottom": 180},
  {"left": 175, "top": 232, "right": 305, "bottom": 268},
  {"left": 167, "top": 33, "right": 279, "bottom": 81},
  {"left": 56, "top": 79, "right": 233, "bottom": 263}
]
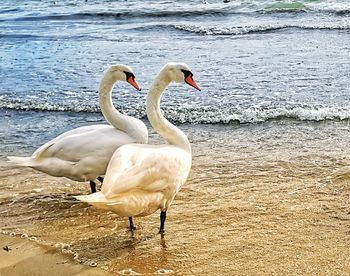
[
  {"left": 97, "top": 176, "right": 104, "bottom": 183},
  {"left": 129, "top": 217, "right": 136, "bottom": 231},
  {"left": 159, "top": 211, "right": 166, "bottom": 234},
  {"left": 89, "top": 181, "right": 97, "bottom": 193}
]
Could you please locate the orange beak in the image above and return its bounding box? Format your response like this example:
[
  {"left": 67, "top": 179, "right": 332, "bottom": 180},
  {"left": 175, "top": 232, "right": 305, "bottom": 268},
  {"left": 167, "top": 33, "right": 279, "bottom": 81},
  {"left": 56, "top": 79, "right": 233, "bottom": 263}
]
[
  {"left": 127, "top": 76, "right": 141, "bottom": 91},
  {"left": 185, "top": 75, "right": 201, "bottom": 91}
]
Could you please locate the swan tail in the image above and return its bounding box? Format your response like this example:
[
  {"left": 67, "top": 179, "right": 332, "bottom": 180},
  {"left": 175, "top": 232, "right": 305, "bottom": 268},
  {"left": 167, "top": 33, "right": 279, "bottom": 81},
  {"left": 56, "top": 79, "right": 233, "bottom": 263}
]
[
  {"left": 7, "top": 156, "right": 35, "bottom": 167},
  {"left": 74, "top": 192, "right": 118, "bottom": 210},
  {"left": 74, "top": 192, "right": 107, "bottom": 203}
]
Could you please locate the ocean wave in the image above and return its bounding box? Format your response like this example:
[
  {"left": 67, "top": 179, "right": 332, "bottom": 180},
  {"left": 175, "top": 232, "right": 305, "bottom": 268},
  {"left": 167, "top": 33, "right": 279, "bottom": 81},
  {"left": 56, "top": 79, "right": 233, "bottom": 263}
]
[
  {"left": 0, "top": 100, "right": 147, "bottom": 119},
  {"left": 306, "top": 2, "right": 350, "bottom": 16},
  {"left": 164, "top": 106, "right": 350, "bottom": 124},
  {"left": 2, "top": 7, "right": 234, "bottom": 22},
  {"left": 0, "top": 33, "right": 104, "bottom": 41},
  {"left": 1, "top": 1, "right": 350, "bottom": 23},
  {"left": 334, "top": 9, "right": 350, "bottom": 15},
  {"left": 0, "top": 34, "right": 42, "bottom": 40},
  {"left": 174, "top": 23, "right": 350, "bottom": 35},
  {"left": 262, "top": 2, "right": 307, "bottom": 13},
  {"left": 2, "top": 102, "right": 350, "bottom": 124},
  {"left": 0, "top": 8, "right": 21, "bottom": 14},
  {"left": 259, "top": 1, "right": 350, "bottom": 15},
  {"left": 1, "top": 101, "right": 100, "bottom": 113},
  {"left": 2, "top": 22, "right": 347, "bottom": 40}
]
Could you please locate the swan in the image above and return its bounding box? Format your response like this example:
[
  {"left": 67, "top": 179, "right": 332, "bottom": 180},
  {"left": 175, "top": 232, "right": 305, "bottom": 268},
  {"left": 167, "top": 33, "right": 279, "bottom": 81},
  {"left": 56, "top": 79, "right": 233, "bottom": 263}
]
[
  {"left": 7, "top": 65, "right": 148, "bottom": 193},
  {"left": 75, "top": 62, "right": 201, "bottom": 233}
]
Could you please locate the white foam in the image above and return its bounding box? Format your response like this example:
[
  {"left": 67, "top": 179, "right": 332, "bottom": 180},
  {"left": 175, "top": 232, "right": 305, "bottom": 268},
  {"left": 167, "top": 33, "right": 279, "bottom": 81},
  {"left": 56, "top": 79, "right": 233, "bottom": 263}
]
[{"left": 175, "top": 22, "right": 350, "bottom": 35}]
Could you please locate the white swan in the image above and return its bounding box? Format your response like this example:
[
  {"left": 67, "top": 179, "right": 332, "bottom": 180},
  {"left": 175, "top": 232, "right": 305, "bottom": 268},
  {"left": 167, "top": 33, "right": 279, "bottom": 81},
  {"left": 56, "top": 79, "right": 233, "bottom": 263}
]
[
  {"left": 75, "top": 63, "right": 201, "bottom": 233},
  {"left": 7, "top": 65, "right": 148, "bottom": 193}
]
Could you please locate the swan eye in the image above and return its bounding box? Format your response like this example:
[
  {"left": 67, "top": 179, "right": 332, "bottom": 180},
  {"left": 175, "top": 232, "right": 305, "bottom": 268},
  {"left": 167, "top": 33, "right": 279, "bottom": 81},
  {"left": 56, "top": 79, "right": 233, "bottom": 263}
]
[
  {"left": 181, "top": 69, "right": 193, "bottom": 79},
  {"left": 124, "top": 71, "right": 135, "bottom": 80},
  {"left": 181, "top": 69, "right": 201, "bottom": 91},
  {"left": 124, "top": 71, "right": 141, "bottom": 91}
]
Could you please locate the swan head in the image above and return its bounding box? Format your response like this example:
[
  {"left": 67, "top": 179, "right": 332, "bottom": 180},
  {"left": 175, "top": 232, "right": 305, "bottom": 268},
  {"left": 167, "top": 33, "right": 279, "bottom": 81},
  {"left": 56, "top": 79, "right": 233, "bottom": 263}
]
[
  {"left": 107, "top": 64, "right": 141, "bottom": 91},
  {"left": 162, "top": 63, "right": 201, "bottom": 91}
]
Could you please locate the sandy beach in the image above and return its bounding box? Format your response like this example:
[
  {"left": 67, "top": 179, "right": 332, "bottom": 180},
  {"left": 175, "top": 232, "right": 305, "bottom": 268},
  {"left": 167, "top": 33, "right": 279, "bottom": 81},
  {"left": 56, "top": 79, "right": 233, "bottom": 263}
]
[
  {"left": 0, "top": 234, "right": 113, "bottom": 276},
  {"left": 1, "top": 122, "right": 350, "bottom": 275}
]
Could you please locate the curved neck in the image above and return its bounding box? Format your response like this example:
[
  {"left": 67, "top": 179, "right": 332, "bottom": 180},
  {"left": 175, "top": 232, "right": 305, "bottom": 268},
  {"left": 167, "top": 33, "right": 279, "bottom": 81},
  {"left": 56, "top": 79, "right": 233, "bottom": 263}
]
[
  {"left": 99, "top": 74, "right": 146, "bottom": 142},
  {"left": 146, "top": 71, "right": 191, "bottom": 153}
]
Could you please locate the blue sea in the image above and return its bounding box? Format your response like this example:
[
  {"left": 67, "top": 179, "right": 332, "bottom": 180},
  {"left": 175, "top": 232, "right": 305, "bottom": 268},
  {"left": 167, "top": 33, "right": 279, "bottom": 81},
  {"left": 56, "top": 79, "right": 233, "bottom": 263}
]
[
  {"left": 1, "top": 1, "right": 350, "bottom": 274},
  {"left": 1, "top": 0, "right": 349, "bottom": 156}
]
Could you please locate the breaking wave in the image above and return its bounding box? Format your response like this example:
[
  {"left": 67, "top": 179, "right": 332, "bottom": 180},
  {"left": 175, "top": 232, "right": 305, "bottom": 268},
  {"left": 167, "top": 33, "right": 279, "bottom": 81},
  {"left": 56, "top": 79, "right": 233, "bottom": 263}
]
[
  {"left": 2, "top": 22, "right": 348, "bottom": 41},
  {"left": 174, "top": 23, "right": 350, "bottom": 35},
  {"left": 2, "top": 101, "right": 350, "bottom": 124},
  {"left": 2, "top": 2, "right": 350, "bottom": 23}
]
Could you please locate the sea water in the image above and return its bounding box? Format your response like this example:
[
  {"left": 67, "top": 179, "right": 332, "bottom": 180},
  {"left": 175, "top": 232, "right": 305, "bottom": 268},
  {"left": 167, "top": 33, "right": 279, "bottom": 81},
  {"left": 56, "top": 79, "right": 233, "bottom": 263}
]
[{"left": 1, "top": 0, "right": 349, "bottom": 156}]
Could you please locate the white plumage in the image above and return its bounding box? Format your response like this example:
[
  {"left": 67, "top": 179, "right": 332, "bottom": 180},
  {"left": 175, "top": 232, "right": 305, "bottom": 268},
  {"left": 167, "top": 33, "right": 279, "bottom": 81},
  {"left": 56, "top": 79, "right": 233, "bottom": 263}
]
[
  {"left": 8, "top": 65, "right": 148, "bottom": 192},
  {"left": 75, "top": 62, "right": 201, "bottom": 233}
]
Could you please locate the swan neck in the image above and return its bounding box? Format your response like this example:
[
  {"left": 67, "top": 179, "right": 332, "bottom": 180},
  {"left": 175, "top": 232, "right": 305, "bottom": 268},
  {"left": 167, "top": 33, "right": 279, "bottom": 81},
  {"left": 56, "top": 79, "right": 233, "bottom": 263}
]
[
  {"left": 146, "top": 72, "right": 191, "bottom": 153},
  {"left": 99, "top": 76, "right": 125, "bottom": 128},
  {"left": 98, "top": 75, "right": 146, "bottom": 143}
]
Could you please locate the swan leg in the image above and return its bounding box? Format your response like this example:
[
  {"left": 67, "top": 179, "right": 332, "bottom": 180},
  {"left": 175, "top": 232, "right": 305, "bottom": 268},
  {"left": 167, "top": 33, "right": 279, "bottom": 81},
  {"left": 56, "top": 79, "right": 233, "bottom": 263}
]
[
  {"left": 89, "top": 180, "right": 97, "bottom": 193},
  {"left": 129, "top": 217, "right": 136, "bottom": 231},
  {"left": 159, "top": 211, "right": 166, "bottom": 234}
]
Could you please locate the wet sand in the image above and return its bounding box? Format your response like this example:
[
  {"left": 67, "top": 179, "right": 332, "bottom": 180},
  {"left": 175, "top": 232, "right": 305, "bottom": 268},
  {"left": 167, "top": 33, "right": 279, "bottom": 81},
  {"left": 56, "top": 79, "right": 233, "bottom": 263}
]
[
  {"left": 0, "top": 234, "right": 112, "bottom": 276},
  {"left": 1, "top": 122, "right": 350, "bottom": 275},
  {"left": 1, "top": 161, "right": 349, "bottom": 274}
]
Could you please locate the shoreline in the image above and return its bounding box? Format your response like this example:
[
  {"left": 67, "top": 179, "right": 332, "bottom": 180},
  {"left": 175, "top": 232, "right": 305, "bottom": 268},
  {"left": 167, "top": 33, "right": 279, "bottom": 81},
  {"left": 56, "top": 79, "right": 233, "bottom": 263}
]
[
  {"left": 1, "top": 121, "right": 350, "bottom": 275},
  {"left": 1, "top": 154, "right": 349, "bottom": 274},
  {"left": 0, "top": 234, "right": 112, "bottom": 276}
]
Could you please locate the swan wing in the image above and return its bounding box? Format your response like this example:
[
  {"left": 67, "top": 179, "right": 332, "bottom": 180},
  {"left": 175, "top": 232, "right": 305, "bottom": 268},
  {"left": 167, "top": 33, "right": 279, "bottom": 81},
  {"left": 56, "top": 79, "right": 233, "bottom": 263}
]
[
  {"left": 35, "top": 126, "right": 135, "bottom": 162},
  {"left": 32, "top": 125, "right": 112, "bottom": 158},
  {"left": 102, "top": 145, "right": 191, "bottom": 198}
]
